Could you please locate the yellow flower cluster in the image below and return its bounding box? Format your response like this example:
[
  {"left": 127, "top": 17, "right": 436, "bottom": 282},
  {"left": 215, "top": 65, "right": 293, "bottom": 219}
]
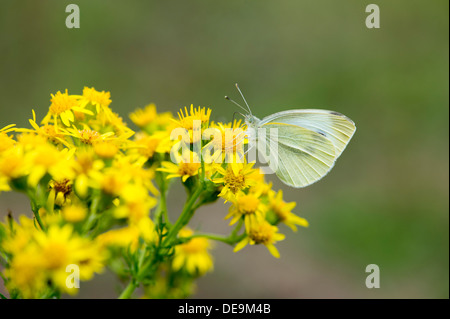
[
  {"left": 4, "top": 217, "right": 105, "bottom": 298},
  {"left": 156, "top": 105, "right": 308, "bottom": 258},
  {"left": 0, "top": 87, "right": 308, "bottom": 299}
]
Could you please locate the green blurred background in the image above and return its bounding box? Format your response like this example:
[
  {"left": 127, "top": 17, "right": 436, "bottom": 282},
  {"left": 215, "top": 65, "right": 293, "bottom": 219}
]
[{"left": 0, "top": 0, "right": 448, "bottom": 298}]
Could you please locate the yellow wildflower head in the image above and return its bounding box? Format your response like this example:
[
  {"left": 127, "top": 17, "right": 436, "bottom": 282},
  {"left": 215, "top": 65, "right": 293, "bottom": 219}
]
[
  {"left": 226, "top": 191, "right": 266, "bottom": 231},
  {"left": 0, "top": 146, "right": 28, "bottom": 180},
  {"left": 62, "top": 204, "right": 87, "bottom": 223},
  {"left": 130, "top": 104, "right": 157, "bottom": 128},
  {"left": 94, "top": 141, "right": 119, "bottom": 159},
  {"left": 208, "top": 120, "right": 247, "bottom": 158},
  {"left": 43, "top": 89, "right": 93, "bottom": 127},
  {"left": 172, "top": 228, "right": 214, "bottom": 276},
  {"left": 234, "top": 220, "right": 285, "bottom": 258},
  {"left": 4, "top": 217, "right": 105, "bottom": 297},
  {"left": 0, "top": 126, "right": 16, "bottom": 153},
  {"left": 269, "top": 190, "right": 308, "bottom": 232},
  {"left": 134, "top": 132, "right": 165, "bottom": 159},
  {"left": 212, "top": 161, "right": 257, "bottom": 201},
  {"left": 175, "top": 105, "right": 211, "bottom": 130},
  {"left": 26, "top": 144, "right": 75, "bottom": 186},
  {"left": 158, "top": 151, "right": 201, "bottom": 182},
  {"left": 80, "top": 87, "right": 112, "bottom": 111}
]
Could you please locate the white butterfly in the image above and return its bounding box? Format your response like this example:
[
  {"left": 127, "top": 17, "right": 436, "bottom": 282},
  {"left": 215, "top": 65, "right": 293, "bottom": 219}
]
[{"left": 226, "top": 84, "right": 356, "bottom": 188}]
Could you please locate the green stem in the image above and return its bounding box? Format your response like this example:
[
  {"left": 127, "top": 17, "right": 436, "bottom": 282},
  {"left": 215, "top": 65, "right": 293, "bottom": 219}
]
[
  {"left": 155, "top": 173, "right": 170, "bottom": 227},
  {"left": 189, "top": 233, "right": 235, "bottom": 244},
  {"left": 187, "top": 218, "right": 245, "bottom": 245},
  {"left": 230, "top": 218, "right": 244, "bottom": 238},
  {"left": 163, "top": 185, "right": 204, "bottom": 247},
  {"left": 118, "top": 280, "right": 138, "bottom": 299},
  {"left": 31, "top": 201, "right": 46, "bottom": 231},
  {"left": 190, "top": 232, "right": 246, "bottom": 245},
  {"left": 82, "top": 195, "right": 100, "bottom": 234}
]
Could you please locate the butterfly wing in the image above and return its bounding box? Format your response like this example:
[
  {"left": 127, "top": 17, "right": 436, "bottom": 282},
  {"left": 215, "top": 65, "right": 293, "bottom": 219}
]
[
  {"left": 258, "top": 122, "right": 336, "bottom": 188},
  {"left": 260, "top": 109, "right": 356, "bottom": 159}
]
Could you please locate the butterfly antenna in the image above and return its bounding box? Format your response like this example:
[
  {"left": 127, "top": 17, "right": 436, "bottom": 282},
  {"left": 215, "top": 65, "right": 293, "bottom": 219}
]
[
  {"left": 225, "top": 96, "right": 249, "bottom": 114},
  {"left": 232, "top": 111, "right": 246, "bottom": 124},
  {"left": 235, "top": 83, "right": 252, "bottom": 115}
]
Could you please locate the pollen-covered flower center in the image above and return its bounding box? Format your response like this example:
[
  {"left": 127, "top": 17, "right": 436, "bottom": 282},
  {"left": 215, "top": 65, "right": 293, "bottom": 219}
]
[
  {"left": 52, "top": 179, "right": 72, "bottom": 197},
  {"left": 49, "top": 91, "right": 79, "bottom": 115},
  {"left": 42, "top": 125, "right": 61, "bottom": 139},
  {"left": 78, "top": 129, "right": 101, "bottom": 144},
  {"left": 178, "top": 161, "right": 201, "bottom": 177},
  {"left": 237, "top": 194, "right": 260, "bottom": 214},
  {"left": 224, "top": 169, "right": 245, "bottom": 194},
  {"left": 248, "top": 223, "right": 273, "bottom": 245}
]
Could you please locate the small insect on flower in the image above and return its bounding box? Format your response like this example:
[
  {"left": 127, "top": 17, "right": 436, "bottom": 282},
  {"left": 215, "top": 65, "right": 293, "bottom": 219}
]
[
  {"left": 225, "top": 83, "right": 356, "bottom": 188},
  {"left": 0, "top": 85, "right": 317, "bottom": 299}
]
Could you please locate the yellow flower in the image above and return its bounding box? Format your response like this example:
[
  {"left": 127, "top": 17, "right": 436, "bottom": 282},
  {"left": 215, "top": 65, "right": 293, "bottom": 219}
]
[
  {"left": 4, "top": 217, "right": 105, "bottom": 296},
  {"left": 114, "top": 183, "right": 157, "bottom": 222},
  {"left": 17, "top": 133, "right": 48, "bottom": 150},
  {"left": 73, "top": 149, "right": 105, "bottom": 197},
  {"left": 5, "top": 245, "right": 46, "bottom": 298},
  {"left": 93, "top": 141, "right": 119, "bottom": 159},
  {"left": 61, "top": 125, "right": 115, "bottom": 146},
  {"left": 112, "top": 156, "right": 158, "bottom": 195},
  {"left": 97, "top": 226, "right": 140, "bottom": 251},
  {"left": 99, "top": 169, "right": 130, "bottom": 196},
  {"left": 92, "top": 109, "right": 135, "bottom": 141},
  {"left": 26, "top": 144, "right": 75, "bottom": 186},
  {"left": 97, "top": 217, "right": 157, "bottom": 251},
  {"left": 174, "top": 105, "right": 212, "bottom": 132},
  {"left": 212, "top": 161, "right": 257, "bottom": 201},
  {"left": 79, "top": 86, "right": 112, "bottom": 112},
  {"left": 129, "top": 103, "right": 174, "bottom": 130},
  {"left": 158, "top": 151, "right": 201, "bottom": 182},
  {"left": 269, "top": 190, "right": 308, "bottom": 231},
  {"left": 18, "top": 110, "right": 70, "bottom": 146},
  {"left": 42, "top": 89, "right": 93, "bottom": 127},
  {"left": 247, "top": 171, "right": 272, "bottom": 196},
  {"left": 33, "top": 224, "right": 105, "bottom": 292},
  {"left": 0, "top": 125, "right": 16, "bottom": 153},
  {"left": 172, "top": 228, "right": 213, "bottom": 275},
  {"left": 133, "top": 131, "right": 167, "bottom": 159},
  {"left": 2, "top": 215, "right": 36, "bottom": 254},
  {"left": 234, "top": 220, "right": 285, "bottom": 258},
  {"left": 226, "top": 191, "right": 266, "bottom": 231},
  {"left": 0, "top": 146, "right": 28, "bottom": 181},
  {"left": 206, "top": 120, "right": 247, "bottom": 161},
  {"left": 48, "top": 178, "right": 73, "bottom": 207},
  {"left": 62, "top": 204, "right": 87, "bottom": 223}
]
